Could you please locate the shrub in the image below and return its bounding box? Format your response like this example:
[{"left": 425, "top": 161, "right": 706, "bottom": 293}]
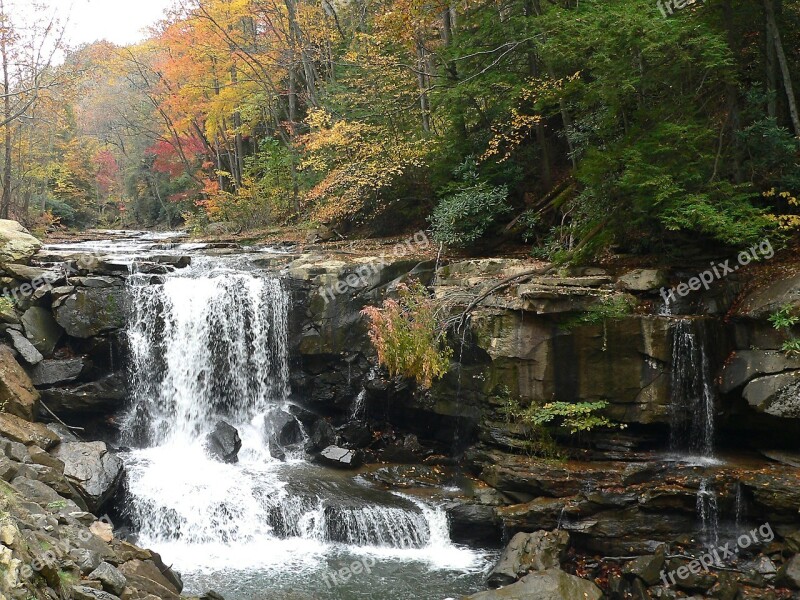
[
  {"left": 430, "top": 158, "right": 511, "bottom": 247},
  {"left": 362, "top": 281, "right": 452, "bottom": 388}
]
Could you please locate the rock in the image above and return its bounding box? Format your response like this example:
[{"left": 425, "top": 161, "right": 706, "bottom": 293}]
[
  {"left": 10, "top": 475, "right": 69, "bottom": 506},
  {"left": 487, "top": 530, "right": 570, "bottom": 588},
  {"left": 721, "top": 350, "right": 800, "bottom": 393},
  {"left": 204, "top": 421, "right": 242, "bottom": 463},
  {"left": 464, "top": 569, "right": 602, "bottom": 600},
  {"left": 0, "top": 220, "right": 42, "bottom": 263},
  {"left": 446, "top": 502, "right": 503, "bottom": 546},
  {"left": 53, "top": 441, "right": 124, "bottom": 512},
  {"left": 622, "top": 550, "right": 666, "bottom": 586},
  {"left": 264, "top": 409, "right": 303, "bottom": 447},
  {"left": 6, "top": 329, "right": 43, "bottom": 365},
  {"left": 73, "top": 276, "right": 124, "bottom": 288},
  {"left": 118, "top": 559, "right": 181, "bottom": 599},
  {"left": 149, "top": 255, "right": 191, "bottom": 268},
  {"left": 71, "top": 548, "right": 103, "bottom": 574},
  {"left": 777, "top": 555, "right": 800, "bottom": 589},
  {"left": 735, "top": 272, "right": 800, "bottom": 319},
  {"left": 72, "top": 585, "right": 121, "bottom": 600},
  {"left": 2, "top": 263, "right": 61, "bottom": 283},
  {"left": 40, "top": 372, "right": 126, "bottom": 415},
  {"left": 54, "top": 286, "right": 126, "bottom": 338},
  {"left": 27, "top": 445, "right": 65, "bottom": 472},
  {"left": 743, "top": 372, "right": 800, "bottom": 418},
  {"left": 0, "top": 344, "right": 40, "bottom": 420},
  {"left": 0, "top": 455, "right": 17, "bottom": 480},
  {"left": 0, "top": 412, "right": 60, "bottom": 448},
  {"left": 338, "top": 421, "right": 372, "bottom": 448},
  {"left": 0, "top": 436, "right": 30, "bottom": 462},
  {"left": 306, "top": 419, "right": 337, "bottom": 453},
  {"left": 89, "top": 562, "right": 128, "bottom": 595},
  {"left": 91, "top": 520, "right": 114, "bottom": 543},
  {"left": 618, "top": 269, "right": 667, "bottom": 292},
  {"left": 30, "top": 357, "right": 88, "bottom": 387},
  {"left": 21, "top": 306, "right": 64, "bottom": 356},
  {"left": 317, "top": 445, "right": 363, "bottom": 469}
]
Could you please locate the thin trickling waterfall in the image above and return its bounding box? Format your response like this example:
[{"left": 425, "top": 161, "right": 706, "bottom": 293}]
[
  {"left": 669, "top": 318, "right": 716, "bottom": 457},
  {"left": 120, "top": 258, "right": 474, "bottom": 575},
  {"left": 696, "top": 479, "right": 720, "bottom": 548}
]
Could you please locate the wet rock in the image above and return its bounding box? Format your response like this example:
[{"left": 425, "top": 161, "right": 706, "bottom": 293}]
[
  {"left": 21, "top": 306, "right": 64, "bottom": 356},
  {"left": 317, "top": 445, "right": 363, "bottom": 469},
  {"left": 30, "top": 357, "right": 88, "bottom": 387},
  {"left": 40, "top": 372, "right": 126, "bottom": 416},
  {"left": 0, "top": 219, "right": 42, "bottom": 263},
  {"left": 54, "top": 286, "right": 126, "bottom": 338},
  {"left": 734, "top": 272, "right": 800, "bottom": 319},
  {"left": 446, "top": 502, "right": 503, "bottom": 546},
  {"left": 264, "top": 409, "right": 303, "bottom": 447},
  {"left": 487, "top": 530, "right": 570, "bottom": 588},
  {"left": 71, "top": 547, "right": 103, "bottom": 574},
  {"left": 53, "top": 441, "right": 124, "bottom": 512},
  {"left": 73, "top": 276, "right": 124, "bottom": 288},
  {"left": 89, "top": 562, "right": 128, "bottom": 595},
  {"left": 6, "top": 329, "right": 43, "bottom": 365},
  {"left": 0, "top": 344, "right": 40, "bottom": 420},
  {"left": 204, "top": 421, "right": 242, "bottom": 464},
  {"left": 0, "top": 412, "right": 60, "bottom": 448},
  {"left": 149, "top": 255, "right": 191, "bottom": 269},
  {"left": 464, "top": 568, "right": 602, "bottom": 600},
  {"left": 380, "top": 433, "right": 427, "bottom": 463},
  {"left": 306, "top": 419, "right": 337, "bottom": 453},
  {"left": 338, "top": 420, "right": 372, "bottom": 448}
]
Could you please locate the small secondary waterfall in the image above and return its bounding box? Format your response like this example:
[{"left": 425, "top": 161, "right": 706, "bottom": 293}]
[
  {"left": 669, "top": 318, "right": 716, "bottom": 458},
  {"left": 120, "top": 257, "right": 480, "bottom": 585}
]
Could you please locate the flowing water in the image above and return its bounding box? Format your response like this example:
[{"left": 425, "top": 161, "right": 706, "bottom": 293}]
[
  {"left": 669, "top": 318, "right": 717, "bottom": 461},
  {"left": 101, "top": 238, "right": 490, "bottom": 600}
]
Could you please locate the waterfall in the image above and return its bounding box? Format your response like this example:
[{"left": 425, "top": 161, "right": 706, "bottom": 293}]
[
  {"left": 696, "top": 479, "right": 720, "bottom": 548},
  {"left": 124, "top": 264, "right": 290, "bottom": 446},
  {"left": 669, "top": 318, "right": 716, "bottom": 458},
  {"left": 120, "top": 258, "right": 479, "bottom": 577}
]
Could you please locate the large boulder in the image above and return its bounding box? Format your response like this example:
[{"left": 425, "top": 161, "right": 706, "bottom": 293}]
[
  {"left": 21, "top": 306, "right": 64, "bottom": 356},
  {"left": 30, "top": 357, "right": 88, "bottom": 387},
  {"left": 117, "top": 559, "right": 182, "bottom": 599},
  {"left": 0, "top": 344, "right": 40, "bottom": 420},
  {"left": 734, "top": 272, "right": 800, "bottom": 319},
  {"left": 53, "top": 441, "right": 124, "bottom": 512},
  {"left": 204, "top": 421, "right": 242, "bottom": 464},
  {"left": 0, "top": 220, "right": 42, "bottom": 264},
  {"left": 54, "top": 287, "right": 126, "bottom": 338},
  {"left": 487, "top": 530, "right": 570, "bottom": 588},
  {"left": 721, "top": 350, "right": 800, "bottom": 393},
  {"left": 464, "top": 569, "right": 602, "bottom": 600},
  {"left": 743, "top": 372, "right": 800, "bottom": 419},
  {"left": 264, "top": 409, "right": 303, "bottom": 447},
  {"left": 40, "top": 372, "right": 125, "bottom": 416}
]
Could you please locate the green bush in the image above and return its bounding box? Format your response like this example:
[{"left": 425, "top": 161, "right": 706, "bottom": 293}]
[{"left": 430, "top": 158, "right": 511, "bottom": 247}]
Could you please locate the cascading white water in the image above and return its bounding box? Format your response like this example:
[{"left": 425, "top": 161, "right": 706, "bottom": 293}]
[
  {"left": 121, "top": 257, "right": 483, "bottom": 584},
  {"left": 669, "top": 318, "right": 716, "bottom": 459}
]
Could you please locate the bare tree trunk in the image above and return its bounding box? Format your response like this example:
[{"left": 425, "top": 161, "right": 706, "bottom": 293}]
[
  {"left": 0, "top": 1, "right": 11, "bottom": 220},
  {"left": 416, "top": 37, "right": 431, "bottom": 132},
  {"left": 764, "top": 0, "right": 800, "bottom": 137}
]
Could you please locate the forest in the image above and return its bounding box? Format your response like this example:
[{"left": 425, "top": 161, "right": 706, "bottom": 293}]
[{"left": 0, "top": 0, "right": 798, "bottom": 260}]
